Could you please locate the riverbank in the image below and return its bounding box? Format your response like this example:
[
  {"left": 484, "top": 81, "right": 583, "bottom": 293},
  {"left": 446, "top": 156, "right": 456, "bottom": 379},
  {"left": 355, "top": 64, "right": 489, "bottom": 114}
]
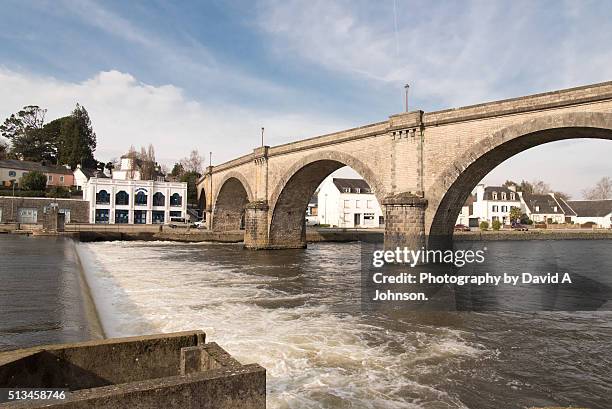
[
  {"left": 73, "top": 226, "right": 612, "bottom": 243},
  {"left": 3, "top": 223, "right": 612, "bottom": 243}
]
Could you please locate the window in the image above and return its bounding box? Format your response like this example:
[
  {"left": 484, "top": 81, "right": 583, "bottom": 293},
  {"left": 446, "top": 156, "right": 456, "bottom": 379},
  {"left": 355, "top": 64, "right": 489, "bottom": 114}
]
[
  {"left": 170, "top": 193, "right": 182, "bottom": 206},
  {"left": 363, "top": 213, "right": 375, "bottom": 220},
  {"left": 152, "top": 211, "right": 165, "bottom": 224},
  {"left": 355, "top": 200, "right": 361, "bottom": 208},
  {"left": 492, "top": 205, "right": 498, "bottom": 212},
  {"left": 367, "top": 200, "right": 373, "bottom": 209},
  {"left": 115, "top": 210, "right": 129, "bottom": 224},
  {"left": 95, "top": 209, "right": 109, "bottom": 224},
  {"left": 134, "top": 210, "right": 147, "bottom": 224},
  {"left": 343, "top": 212, "right": 351, "bottom": 223},
  {"left": 501, "top": 192, "right": 506, "bottom": 200},
  {"left": 48, "top": 175, "right": 53, "bottom": 182},
  {"left": 8, "top": 170, "right": 16, "bottom": 177},
  {"left": 153, "top": 192, "right": 165, "bottom": 206},
  {"left": 60, "top": 176, "right": 64, "bottom": 183},
  {"left": 116, "top": 191, "right": 129, "bottom": 205},
  {"left": 501, "top": 206, "right": 507, "bottom": 212},
  {"left": 96, "top": 190, "right": 110, "bottom": 204},
  {"left": 343, "top": 187, "right": 350, "bottom": 193},
  {"left": 169, "top": 211, "right": 182, "bottom": 218},
  {"left": 379, "top": 216, "right": 385, "bottom": 226},
  {"left": 344, "top": 199, "right": 350, "bottom": 208},
  {"left": 355, "top": 188, "right": 361, "bottom": 193},
  {"left": 510, "top": 193, "right": 515, "bottom": 200},
  {"left": 535, "top": 206, "right": 540, "bottom": 212},
  {"left": 135, "top": 191, "right": 148, "bottom": 206},
  {"left": 492, "top": 191, "right": 497, "bottom": 200}
]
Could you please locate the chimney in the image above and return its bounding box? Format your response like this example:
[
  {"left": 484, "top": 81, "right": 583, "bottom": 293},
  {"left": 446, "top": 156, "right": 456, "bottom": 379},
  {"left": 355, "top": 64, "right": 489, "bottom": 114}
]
[{"left": 476, "top": 184, "right": 485, "bottom": 202}]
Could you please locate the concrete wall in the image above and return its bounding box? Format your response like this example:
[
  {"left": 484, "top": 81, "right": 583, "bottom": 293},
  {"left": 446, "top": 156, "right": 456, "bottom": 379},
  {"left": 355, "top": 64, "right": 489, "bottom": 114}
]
[
  {"left": 0, "top": 331, "right": 266, "bottom": 409},
  {"left": 0, "top": 197, "right": 89, "bottom": 224}
]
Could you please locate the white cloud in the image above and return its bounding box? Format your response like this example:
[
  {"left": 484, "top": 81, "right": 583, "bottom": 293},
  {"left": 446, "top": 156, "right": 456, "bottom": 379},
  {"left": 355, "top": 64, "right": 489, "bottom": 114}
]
[{"left": 0, "top": 68, "right": 351, "bottom": 166}]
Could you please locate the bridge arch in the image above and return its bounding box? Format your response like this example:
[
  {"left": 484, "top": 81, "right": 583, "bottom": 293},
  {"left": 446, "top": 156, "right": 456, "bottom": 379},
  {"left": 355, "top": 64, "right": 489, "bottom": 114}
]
[
  {"left": 267, "top": 150, "right": 385, "bottom": 248},
  {"left": 427, "top": 112, "right": 612, "bottom": 241},
  {"left": 212, "top": 172, "right": 254, "bottom": 231}
]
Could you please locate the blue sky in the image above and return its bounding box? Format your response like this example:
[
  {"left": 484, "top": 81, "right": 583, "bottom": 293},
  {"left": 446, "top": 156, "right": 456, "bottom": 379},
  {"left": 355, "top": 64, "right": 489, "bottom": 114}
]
[{"left": 1, "top": 0, "right": 611, "bottom": 197}]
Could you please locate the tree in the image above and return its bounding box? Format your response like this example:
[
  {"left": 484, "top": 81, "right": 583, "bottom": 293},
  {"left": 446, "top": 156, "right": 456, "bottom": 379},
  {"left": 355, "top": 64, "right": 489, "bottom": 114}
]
[
  {"left": 491, "top": 220, "right": 501, "bottom": 231},
  {"left": 105, "top": 161, "right": 115, "bottom": 173},
  {"left": 180, "top": 171, "right": 202, "bottom": 205},
  {"left": 180, "top": 149, "right": 203, "bottom": 174},
  {"left": 170, "top": 163, "right": 185, "bottom": 178},
  {"left": 57, "top": 104, "right": 97, "bottom": 168},
  {"left": 582, "top": 176, "right": 612, "bottom": 200},
  {"left": 0, "top": 139, "right": 7, "bottom": 160},
  {"left": 520, "top": 213, "right": 532, "bottom": 225},
  {"left": 509, "top": 206, "right": 522, "bottom": 223},
  {"left": 139, "top": 144, "right": 157, "bottom": 180},
  {"left": 479, "top": 221, "right": 489, "bottom": 231},
  {"left": 0, "top": 105, "right": 56, "bottom": 162},
  {"left": 20, "top": 170, "right": 47, "bottom": 191}
]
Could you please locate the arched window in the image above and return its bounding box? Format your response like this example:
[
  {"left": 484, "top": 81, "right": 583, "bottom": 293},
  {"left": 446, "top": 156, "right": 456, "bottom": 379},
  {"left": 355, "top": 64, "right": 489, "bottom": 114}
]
[
  {"left": 153, "top": 192, "right": 165, "bottom": 206},
  {"left": 170, "top": 193, "right": 182, "bottom": 207},
  {"left": 135, "top": 191, "right": 148, "bottom": 205},
  {"left": 116, "top": 191, "right": 129, "bottom": 205},
  {"left": 96, "top": 190, "right": 110, "bottom": 204}
]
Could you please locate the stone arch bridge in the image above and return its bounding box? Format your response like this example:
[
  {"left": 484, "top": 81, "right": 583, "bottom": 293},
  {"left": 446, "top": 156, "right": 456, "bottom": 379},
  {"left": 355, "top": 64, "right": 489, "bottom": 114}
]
[{"left": 197, "top": 81, "right": 612, "bottom": 249}]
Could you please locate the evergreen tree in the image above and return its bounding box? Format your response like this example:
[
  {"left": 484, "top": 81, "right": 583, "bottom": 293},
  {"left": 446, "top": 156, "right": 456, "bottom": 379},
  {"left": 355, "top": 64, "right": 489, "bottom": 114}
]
[{"left": 58, "top": 104, "right": 97, "bottom": 168}]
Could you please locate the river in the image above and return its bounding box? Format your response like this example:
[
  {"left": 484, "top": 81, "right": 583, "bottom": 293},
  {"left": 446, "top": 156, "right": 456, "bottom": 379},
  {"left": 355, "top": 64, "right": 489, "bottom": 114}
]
[{"left": 1, "top": 236, "right": 611, "bottom": 408}]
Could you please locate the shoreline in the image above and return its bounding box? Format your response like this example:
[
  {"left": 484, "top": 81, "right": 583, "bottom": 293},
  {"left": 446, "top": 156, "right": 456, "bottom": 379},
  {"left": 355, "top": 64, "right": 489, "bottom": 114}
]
[{"left": 67, "top": 227, "right": 612, "bottom": 244}]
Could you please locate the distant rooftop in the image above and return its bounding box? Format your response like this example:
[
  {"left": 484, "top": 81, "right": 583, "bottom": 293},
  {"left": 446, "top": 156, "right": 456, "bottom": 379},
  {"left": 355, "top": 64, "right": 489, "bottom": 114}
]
[
  {"left": 332, "top": 178, "right": 372, "bottom": 194},
  {"left": 567, "top": 199, "right": 612, "bottom": 217},
  {"left": 0, "top": 159, "right": 73, "bottom": 175}
]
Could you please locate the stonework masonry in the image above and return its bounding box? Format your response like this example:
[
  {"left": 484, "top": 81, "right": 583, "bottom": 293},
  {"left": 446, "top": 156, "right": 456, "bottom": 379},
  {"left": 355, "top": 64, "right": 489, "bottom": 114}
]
[{"left": 197, "top": 81, "right": 612, "bottom": 249}]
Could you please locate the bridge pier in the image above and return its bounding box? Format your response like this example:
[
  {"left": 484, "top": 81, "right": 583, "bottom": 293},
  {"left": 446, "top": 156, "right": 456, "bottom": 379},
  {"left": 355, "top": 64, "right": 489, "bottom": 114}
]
[
  {"left": 382, "top": 192, "right": 427, "bottom": 251},
  {"left": 243, "top": 200, "right": 270, "bottom": 249}
]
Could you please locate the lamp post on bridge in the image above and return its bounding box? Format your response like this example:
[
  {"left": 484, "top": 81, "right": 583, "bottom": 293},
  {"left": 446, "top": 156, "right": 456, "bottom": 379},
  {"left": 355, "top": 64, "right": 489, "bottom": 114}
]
[{"left": 404, "top": 84, "right": 410, "bottom": 112}]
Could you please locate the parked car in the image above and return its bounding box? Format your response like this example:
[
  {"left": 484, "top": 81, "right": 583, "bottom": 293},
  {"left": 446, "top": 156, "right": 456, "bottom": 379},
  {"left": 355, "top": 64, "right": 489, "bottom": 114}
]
[
  {"left": 511, "top": 222, "right": 529, "bottom": 231},
  {"left": 194, "top": 220, "right": 207, "bottom": 229},
  {"left": 305, "top": 217, "right": 319, "bottom": 227},
  {"left": 454, "top": 224, "right": 470, "bottom": 232}
]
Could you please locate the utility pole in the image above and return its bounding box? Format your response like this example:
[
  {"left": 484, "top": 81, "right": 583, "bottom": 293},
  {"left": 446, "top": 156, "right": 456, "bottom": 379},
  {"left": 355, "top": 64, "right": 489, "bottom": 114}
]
[{"left": 404, "top": 84, "right": 410, "bottom": 112}]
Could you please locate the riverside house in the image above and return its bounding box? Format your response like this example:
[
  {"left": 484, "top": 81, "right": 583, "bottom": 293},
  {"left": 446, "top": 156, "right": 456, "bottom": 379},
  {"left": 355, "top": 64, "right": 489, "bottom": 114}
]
[{"left": 0, "top": 159, "right": 74, "bottom": 188}]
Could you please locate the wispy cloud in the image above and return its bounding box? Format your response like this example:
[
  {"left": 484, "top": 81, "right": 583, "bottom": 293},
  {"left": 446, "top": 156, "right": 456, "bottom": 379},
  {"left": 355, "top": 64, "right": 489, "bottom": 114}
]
[{"left": 256, "top": 0, "right": 612, "bottom": 108}]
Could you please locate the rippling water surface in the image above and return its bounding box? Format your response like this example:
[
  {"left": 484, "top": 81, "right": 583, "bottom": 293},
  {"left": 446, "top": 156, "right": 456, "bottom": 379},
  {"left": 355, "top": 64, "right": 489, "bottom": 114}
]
[{"left": 72, "top": 239, "right": 611, "bottom": 409}]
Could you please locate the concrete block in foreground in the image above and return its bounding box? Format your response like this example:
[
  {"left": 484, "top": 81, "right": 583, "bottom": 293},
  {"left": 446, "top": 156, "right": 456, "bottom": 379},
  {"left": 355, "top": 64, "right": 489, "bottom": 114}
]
[{"left": 0, "top": 330, "right": 266, "bottom": 408}]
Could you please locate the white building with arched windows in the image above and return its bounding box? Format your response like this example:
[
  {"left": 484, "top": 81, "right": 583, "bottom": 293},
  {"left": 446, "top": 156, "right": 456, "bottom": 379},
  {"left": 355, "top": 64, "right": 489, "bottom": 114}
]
[{"left": 83, "top": 178, "right": 187, "bottom": 224}]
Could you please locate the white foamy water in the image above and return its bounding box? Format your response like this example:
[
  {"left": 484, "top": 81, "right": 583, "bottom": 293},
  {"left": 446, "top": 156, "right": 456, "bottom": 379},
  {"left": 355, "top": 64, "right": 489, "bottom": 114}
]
[{"left": 76, "top": 240, "right": 483, "bottom": 408}]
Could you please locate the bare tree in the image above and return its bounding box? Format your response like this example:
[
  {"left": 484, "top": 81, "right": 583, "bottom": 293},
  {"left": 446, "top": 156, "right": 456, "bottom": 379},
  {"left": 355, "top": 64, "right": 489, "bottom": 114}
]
[
  {"left": 139, "top": 144, "right": 156, "bottom": 180},
  {"left": 582, "top": 176, "right": 612, "bottom": 200},
  {"left": 180, "top": 149, "right": 204, "bottom": 174}
]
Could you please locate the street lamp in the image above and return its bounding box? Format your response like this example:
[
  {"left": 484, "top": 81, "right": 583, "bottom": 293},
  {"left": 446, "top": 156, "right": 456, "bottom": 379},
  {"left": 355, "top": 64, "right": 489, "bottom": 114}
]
[{"left": 404, "top": 84, "right": 410, "bottom": 112}]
